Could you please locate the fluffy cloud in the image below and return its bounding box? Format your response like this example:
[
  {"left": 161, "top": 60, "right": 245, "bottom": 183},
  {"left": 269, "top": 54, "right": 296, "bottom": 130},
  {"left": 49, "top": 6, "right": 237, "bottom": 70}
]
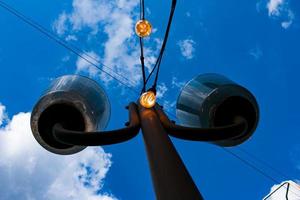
[
  {"left": 267, "top": 0, "right": 284, "bottom": 16},
  {"left": 53, "top": 0, "right": 160, "bottom": 87},
  {"left": 0, "top": 104, "right": 116, "bottom": 200},
  {"left": 264, "top": 0, "right": 295, "bottom": 29},
  {"left": 177, "top": 39, "right": 196, "bottom": 60},
  {"left": 264, "top": 181, "right": 300, "bottom": 199}
]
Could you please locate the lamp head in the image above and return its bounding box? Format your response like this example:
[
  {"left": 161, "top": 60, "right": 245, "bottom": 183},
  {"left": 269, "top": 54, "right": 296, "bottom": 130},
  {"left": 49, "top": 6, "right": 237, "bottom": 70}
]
[
  {"left": 176, "top": 73, "right": 259, "bottom": 146},
  {"left": 31, "top": 75, "right": 110, "bottom": 155}
]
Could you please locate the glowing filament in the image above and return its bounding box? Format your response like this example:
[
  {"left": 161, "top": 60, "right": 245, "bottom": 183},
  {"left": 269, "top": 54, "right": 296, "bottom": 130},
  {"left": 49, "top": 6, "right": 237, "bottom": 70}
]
[
  {"left": 140, "top": 91, "right": 156, "bottom": 108},
  {"left": 135, "top": 20, "right": 152, "bottom": 38}
]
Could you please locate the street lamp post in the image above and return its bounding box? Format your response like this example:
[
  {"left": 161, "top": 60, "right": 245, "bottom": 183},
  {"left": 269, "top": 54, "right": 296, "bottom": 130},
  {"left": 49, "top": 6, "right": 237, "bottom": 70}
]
[
  {"left": 139, "top": 104, "right": 203, "bottom": 199},
  {"left": 30, "top": 73, "right": 259, "bottom": 199}
]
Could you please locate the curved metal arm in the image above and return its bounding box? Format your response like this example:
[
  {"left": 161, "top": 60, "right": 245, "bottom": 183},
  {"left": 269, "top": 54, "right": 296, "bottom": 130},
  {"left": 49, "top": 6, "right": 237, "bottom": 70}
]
[
  {"left": 52, "top": 102, "right": 140, "bottom": 146},
  {"left": 155, "top": 105, "right": 248, "bottom": 142}
]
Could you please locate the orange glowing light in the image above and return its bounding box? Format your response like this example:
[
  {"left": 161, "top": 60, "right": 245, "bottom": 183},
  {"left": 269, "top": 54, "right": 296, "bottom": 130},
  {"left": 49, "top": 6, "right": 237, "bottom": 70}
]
[
  {"left": 135, "top": 20, "right": 152, "bottom": 38},
  {"left": 140, "top": 91, "right": 156, "bottom": 108}
]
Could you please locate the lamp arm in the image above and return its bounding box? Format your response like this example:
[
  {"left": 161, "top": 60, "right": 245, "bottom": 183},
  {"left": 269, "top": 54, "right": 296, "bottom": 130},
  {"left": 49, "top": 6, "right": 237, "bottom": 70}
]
[
  {"left": 52, "top": 102, "right": 140, "bottom": 146},
  {"left": 155, "top": 105, "right": 248, "bottom": 142}
]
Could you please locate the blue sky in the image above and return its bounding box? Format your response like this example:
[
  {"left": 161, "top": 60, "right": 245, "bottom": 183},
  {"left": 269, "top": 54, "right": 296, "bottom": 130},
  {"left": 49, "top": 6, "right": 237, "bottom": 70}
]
[{"left": 0, "top": 0, "right": 300, "bottom": 199}]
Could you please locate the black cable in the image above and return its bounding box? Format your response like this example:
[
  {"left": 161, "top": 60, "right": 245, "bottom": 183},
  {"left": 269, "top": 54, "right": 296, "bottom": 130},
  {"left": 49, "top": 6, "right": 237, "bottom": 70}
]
[
  {"left": 168, "top": 110, "right": 295, "bottom": 190},
  {"left": 138, "top": 0, "right": 148, "bottom": 93},
  {"left": 167, "top": 109, "right": 300, "bottom": 197},
  {"left": 237, "top": 147, "right": 291, "bottom": 180},
  {"left": 139, "top": 37, "right": 147, "bottom": 93},
  {"left": 139, "top": 0, "right": 142, "bottom": 19},
  {"left": 146, "top": 0, "right": 177, "bottom": 89},
  {"left": 0, "top": 0, "right": 139, "bottom": 92},
  {"left": 223, "top": 148, "right": 280, "bottom": 183},
  {"left": 145, "top": 53, "right": 161, "bottom": 85},
  {"left": 141, "top": 0, "right": 145, "bottom": 20},
  {"left": 223, "top": 148, "right": 300, "bottom": 199}
]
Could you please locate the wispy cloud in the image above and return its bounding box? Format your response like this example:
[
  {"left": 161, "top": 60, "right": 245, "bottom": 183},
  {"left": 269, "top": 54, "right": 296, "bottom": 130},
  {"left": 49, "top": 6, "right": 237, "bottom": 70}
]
[
  {"left": 162, "top": 100, "right": 176, "bottom": 113},
  {"left": 249, "top": 46, "right": 263, "bottom": 60},
  {"left": 0, "top": 103, "right": 115, "bottom": 200},
  {"left": 177, "top": 39, "right": 196, "bottom": 60},
  {"left": 259, "top": 0, "right": 295, "bottom": 29},
  {"left": 157, "top": 83, "right": 168, "bottom": 99},
  {"left": 281, "top": 9, "right": 295, "bottom": 29},
  {"left": 76, "top": 51, "right": 100, "bottom": 77},
  {"left": 171, "top": 77, "right": 185, "bottom": 89}
]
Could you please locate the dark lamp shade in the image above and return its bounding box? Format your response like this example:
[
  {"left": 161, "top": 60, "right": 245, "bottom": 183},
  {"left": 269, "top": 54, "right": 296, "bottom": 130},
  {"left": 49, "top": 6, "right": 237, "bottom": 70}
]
[
  {"left": 176, "top": 73, "right": 259, "bottom": 146},
  {"left": 31, "top": 75, "right": 110, "bottom": 155}
]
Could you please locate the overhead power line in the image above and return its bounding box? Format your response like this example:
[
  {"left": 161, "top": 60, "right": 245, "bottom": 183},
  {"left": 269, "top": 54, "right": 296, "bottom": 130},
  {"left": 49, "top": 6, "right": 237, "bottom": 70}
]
[
  {"left": 138, "top": 0, "right": 177, "bottom": 92},
  {"left": 222, "top": 148, "right": 300, "bottom": 199},
  {"left": 0, "top": 0, "right": 139, "bottom": 93},
  {"left": 237, "top": 146, "right": 291, "bottom": 181},
  {"left": 138, "top": 0, "right": 147, "bottom": 93},
  {"left": 145, "top": 0, "right": 177, "bottom": 90},
  {"left": 0, "top": 0, "right": 183, "bottom": 120}
]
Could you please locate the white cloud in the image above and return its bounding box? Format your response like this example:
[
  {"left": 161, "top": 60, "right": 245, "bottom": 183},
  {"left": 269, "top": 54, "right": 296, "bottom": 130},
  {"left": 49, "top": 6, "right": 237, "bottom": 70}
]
[
  {"left": 249, "top": 46, "right": 263, "bottom": 60},
  {"left": 65, "top": 35, "right": 78, "bottom": 41},
  {"left": 53, "top": 12, "right": 68, "bottom": 36},
  {"left": 177, "top": 39, "right": 196, "bottom": 60},
  {"left": 264, "top": 0, "right": 295, "bottom": 29},
  {"left": 0, "top": 105, "right": 116, "bottom": 200},
  {"left": 267, "top": 0, "right": 284, "bottom": 16},
  {"left": 54, "top": 0, "right": 160, "bottom": 87},
  {"left": 0, "top": 102, "right": 7, "bottom": 126},
  {"left": 162, "top": 100, "right": 176, "bottom": 113},
  {"left": 171, "top": 77, "right": 185, "bottom": 89},
  {"left": 157, "top": 83, "right": 168, "bottom": 99},
  {"left": 76, "top": 51, "right": 100, "bottom": 77},
  {"left": 281, "top": 9, "right": 295, "bottom": 29},
  {"left": 264, "top": 181, "right": 300, "bottom": 200}
]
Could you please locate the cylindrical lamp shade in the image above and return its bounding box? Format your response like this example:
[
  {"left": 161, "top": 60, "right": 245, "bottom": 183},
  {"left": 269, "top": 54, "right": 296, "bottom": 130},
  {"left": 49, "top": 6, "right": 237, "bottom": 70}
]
[
  {"left": 176, "top": 73, "right": 259, "bottom": 146},
  {"left": 31, "top": 75, "right": 110, "bottom": 155}
]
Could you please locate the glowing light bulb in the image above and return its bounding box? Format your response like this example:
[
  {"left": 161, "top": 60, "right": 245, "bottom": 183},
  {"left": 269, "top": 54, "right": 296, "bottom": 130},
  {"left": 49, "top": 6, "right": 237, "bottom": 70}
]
[
  {"left": 140, "top": 91, "right": 156, "bottom": 108},
  {"left": 135, "top": 20, "right": 152, "bottom": 38}
]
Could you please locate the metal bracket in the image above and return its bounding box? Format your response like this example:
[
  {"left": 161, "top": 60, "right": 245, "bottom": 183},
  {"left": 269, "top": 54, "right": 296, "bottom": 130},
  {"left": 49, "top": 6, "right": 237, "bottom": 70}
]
[
  {"left": 52, "top": 102, "right": 140, "bottom": 146},
  {"left": 52, "top": 102, "right": 248, "bottom": 146},
  {"left": 155, "top": 104, "right": 248, "bottom": 143}
]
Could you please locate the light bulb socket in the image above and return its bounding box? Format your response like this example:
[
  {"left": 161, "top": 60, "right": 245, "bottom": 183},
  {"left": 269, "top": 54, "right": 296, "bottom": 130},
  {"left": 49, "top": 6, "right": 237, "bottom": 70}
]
[{"left": 147, "top": 87, "right": 156, "bottom": 95}]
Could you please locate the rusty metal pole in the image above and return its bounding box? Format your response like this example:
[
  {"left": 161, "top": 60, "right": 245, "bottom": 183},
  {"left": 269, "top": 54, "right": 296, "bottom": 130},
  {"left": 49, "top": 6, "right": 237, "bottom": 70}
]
[{"left": 138, "top": 104, "right": 203, "bottom": 200}]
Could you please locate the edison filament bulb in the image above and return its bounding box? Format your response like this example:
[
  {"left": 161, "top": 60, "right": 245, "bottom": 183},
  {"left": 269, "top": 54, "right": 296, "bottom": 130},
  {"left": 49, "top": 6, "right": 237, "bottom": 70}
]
[
  {"left": 140, "top": 90, "right": 156, "bottom": 108},
  {"left": 135, "top": 20, "right": 152, "bottom": 38}
]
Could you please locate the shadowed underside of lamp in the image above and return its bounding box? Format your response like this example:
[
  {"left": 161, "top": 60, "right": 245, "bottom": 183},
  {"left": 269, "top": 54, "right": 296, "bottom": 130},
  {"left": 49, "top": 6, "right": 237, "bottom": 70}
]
[
  {"left": 30, "top": 75, "right": 111, "bottom": 155},
  {"left": 176, "top": 73, "right": 259, "bottom": 146}
]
